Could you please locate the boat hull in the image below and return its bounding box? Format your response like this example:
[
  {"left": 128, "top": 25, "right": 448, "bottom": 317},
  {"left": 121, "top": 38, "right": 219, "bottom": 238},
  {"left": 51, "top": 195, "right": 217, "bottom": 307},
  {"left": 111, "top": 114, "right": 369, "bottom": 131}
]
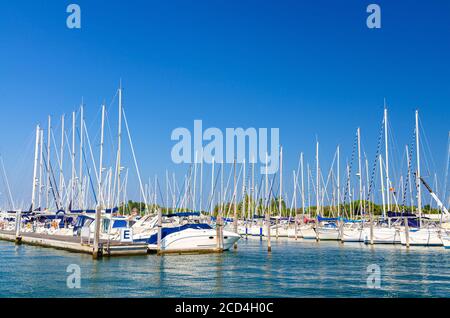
[
  {"left": 317, "top": 227, "right": 340, "bottom": 241},
  {"left": 399, "top": 228, "right": 443, "bottom": 246},
  {"left": 158, "top": 229, "right": 241, "bottom": 251},
  {"left": 301, "top": 226, "right": 317, "bottom": 240},
  {"left": 363, "top": 227, "right": 400, "bottom": 244},
  {"left": 443, "top": 232, "right": 450, "bottom": 249},
  {"left": 341, "top": 228, "right": 364, "bottom": 242}
]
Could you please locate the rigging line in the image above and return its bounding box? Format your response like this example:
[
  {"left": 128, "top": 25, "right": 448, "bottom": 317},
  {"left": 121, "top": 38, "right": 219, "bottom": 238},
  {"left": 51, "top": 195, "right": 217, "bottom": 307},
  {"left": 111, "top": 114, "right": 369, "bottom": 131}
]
[
  {"left": 174, "top": 173, "right": 188, "bottom": 210},
  {"left": 40, "top": 149, "right": 60, "bottom": 211},
  {"left": 321, "top": 149, "right": 337, "bottom": 207},
  {"left": 156, "top": 177, "right": 166, "bottom": 210},
  {"left": 402, "top": 133, "right": 415, "bottom": 211},
  {"left": 14, "top": 128, "right": 36, "bottom": 206},
  {"left": 185, "top": 164, "right": 194, "bottom": 209},
  {"left": 342, "top": 130, "right": 358, "bottom": 214},
  {"left": 206, "top": 164, "right": 222, "bottom": 214},
  {"left": 419, "top": 116, "right": 437, "bottom": 177},
  {"left": 122, "top": 108, "right": 149, "bottom": 207},
  {"left": 364, "top": 116, "right": 385, "bottom": 215},
  {"left": 0, "top": 155, "right": 15, "bottom": 210},
  {"left": 76, "top": 126, "right": 98, "bottom": 206},
  {"left": 443, "top": 132, "right": 450, "bottom": 207},
  {"left": 387, "top": 119, "right": 401, "bottom": 191},
  {"left": 82, "top": 138, "right": 98, "bottom": 207},
  {"left": 85, "top": 105, "right": 102, "bottom": 141},
  {"left": 82, "top": 121, "right": 101, "bottom": 198},
  {"left": 263, "top": 173, "right": 277, "bottom": 213},
  {"left": 224, "top": 164, "right": 244, "bottom": 219},
  {"left": 104, "top": 109, "right": 117, "bottom": 160},
  {"left": 253, "top": 175, "right": 264, "bottom": 218},
  {"left": 178, "top": 166, "right": 192, "bottom": 210}
]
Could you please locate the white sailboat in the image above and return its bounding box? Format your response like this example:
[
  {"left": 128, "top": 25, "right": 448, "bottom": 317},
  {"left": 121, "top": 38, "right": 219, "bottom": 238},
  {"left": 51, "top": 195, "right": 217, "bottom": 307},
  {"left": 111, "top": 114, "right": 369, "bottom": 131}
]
[
  {"left": 364, "top": 107, "right": 401, "bottom": 244},
  {"left": 400, "top": 111, "right": 447, "bottom": 247},
  {"left": 341, "top": 129, "right": 366, "bottom": 243}
]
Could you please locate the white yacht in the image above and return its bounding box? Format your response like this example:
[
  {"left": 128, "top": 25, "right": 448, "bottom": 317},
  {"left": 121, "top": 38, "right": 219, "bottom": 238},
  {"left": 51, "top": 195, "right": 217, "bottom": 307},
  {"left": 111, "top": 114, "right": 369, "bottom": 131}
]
[{"left": 132, "top": 212, "right": 240, "bottom": 252}]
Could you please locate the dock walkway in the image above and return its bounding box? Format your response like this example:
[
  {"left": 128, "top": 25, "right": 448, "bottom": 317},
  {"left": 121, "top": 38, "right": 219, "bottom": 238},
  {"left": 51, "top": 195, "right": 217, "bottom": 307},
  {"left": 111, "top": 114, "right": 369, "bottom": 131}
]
[{"left": 0, "top": 230, "right": 148, "bottom": 257}]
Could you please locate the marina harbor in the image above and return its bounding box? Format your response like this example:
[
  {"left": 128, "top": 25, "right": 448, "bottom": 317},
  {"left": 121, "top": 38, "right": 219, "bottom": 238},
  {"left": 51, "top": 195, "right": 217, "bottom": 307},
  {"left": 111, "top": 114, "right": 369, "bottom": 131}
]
[{"left": 1, "top": 1, "right": 449, "bottom": 301}]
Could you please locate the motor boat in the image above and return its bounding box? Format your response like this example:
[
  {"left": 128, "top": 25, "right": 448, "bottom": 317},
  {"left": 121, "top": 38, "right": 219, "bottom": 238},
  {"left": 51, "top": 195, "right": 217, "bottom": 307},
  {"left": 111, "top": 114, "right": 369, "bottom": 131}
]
[{"left": 132, "top": 212, "right": 240, "bottom": 252}]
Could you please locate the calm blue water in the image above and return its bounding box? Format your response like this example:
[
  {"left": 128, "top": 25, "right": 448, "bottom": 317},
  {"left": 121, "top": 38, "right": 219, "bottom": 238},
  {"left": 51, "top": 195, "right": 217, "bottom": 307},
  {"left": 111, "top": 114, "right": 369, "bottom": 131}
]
[{"left": 0, "top": 238, "right": 449, "bottom": 298}]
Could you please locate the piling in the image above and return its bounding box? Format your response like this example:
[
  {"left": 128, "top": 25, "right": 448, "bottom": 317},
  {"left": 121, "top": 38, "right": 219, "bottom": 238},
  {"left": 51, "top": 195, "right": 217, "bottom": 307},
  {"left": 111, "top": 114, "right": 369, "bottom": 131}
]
[
  {"left": 404, "top": 217, "right": 410, "bottom": 248},
  {"left": 370, "top": 216, "right": 374, "bottom": 245},
  {"left": 216, "top": 214, "right": 224, "bottom": 251},
  {"left": 294, "top": 216, "right": 298, "bottom": 241},
  {"left": 233, "top": 159, "right": 238, "bottom": 250},
  {"left": 92, "top": 206, "right": 102, "bottom": 259},
  {"left": 15, "top": 210, "right": 22, "bottom": 244},
  {"left": 266, "top": 213, "right": 271, "bottom": 252},
  {"left": 157, "top": 208, "right": 162, "bottom": 252}
]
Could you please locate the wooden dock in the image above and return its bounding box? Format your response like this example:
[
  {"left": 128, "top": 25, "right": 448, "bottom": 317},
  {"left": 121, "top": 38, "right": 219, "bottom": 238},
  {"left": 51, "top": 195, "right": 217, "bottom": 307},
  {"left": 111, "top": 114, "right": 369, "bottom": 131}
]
[{"left": 0, "top": 230, "right": 148, "bottom": 257}]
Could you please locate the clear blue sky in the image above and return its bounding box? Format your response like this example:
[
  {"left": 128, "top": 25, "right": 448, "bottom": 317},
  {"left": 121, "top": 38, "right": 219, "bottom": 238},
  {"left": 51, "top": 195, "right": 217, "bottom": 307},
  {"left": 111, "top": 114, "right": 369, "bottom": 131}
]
[{"left": 0, "top": 0, "right": 449, "bottom": 207}]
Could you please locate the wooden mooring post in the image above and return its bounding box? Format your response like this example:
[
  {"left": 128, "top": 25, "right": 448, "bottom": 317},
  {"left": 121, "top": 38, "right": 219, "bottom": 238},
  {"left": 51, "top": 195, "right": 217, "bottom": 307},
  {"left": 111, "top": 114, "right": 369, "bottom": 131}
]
[
  {"left": 92, "top": 206, "right": 103, "bottom": 259},
  {"left": 266, "top": 212, "right": 271, "bottom": 252},
  {"left": 216, "top": 213, "right": 224, "bottom": 252},
  {"left": 369, "top": 216, "right": 374, "bottom": 245},
  {"left": 157, "top": 208, "right": 162, "bottom": 254},
  {"left": 15, "top": 210, "right": 22, "bottom": 244},
  {"left": 404, "top": 217, "right": 410, "bottom": 248}
]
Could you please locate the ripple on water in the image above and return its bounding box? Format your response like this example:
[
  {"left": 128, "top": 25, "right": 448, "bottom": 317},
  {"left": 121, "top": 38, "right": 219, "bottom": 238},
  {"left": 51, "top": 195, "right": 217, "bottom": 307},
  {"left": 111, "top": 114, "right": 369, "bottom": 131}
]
[{"left": 0, "top": 239, "right": 449, "bottom": 297}]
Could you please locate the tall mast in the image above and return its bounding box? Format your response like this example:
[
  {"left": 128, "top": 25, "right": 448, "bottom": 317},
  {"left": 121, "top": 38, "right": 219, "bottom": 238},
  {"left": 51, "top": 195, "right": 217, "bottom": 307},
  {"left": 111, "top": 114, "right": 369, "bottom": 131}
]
[
  {"left": 379, "top": 154, "right": 386, "bottom": 219},
  {"left": 406, "top": 145, "right": 414, "bottom": 209},
  {"left": 346, "top": 162, "right": 352, "bottom": 219},
  {"left": 300, "top": 153, "right": 305, "bottom": 220},
  {"left": 337, "top": 146, "right": 340, "bottom": 217},
  {"left": 384, "top": 105, "right": 390, "bottom": 212},
  {"left": 71, "top": 111, "right": 76, "bottom": 209},
  {"left": 38, "top": 129, "right": 44, "bottom": 210},
  {"left": 154, "top": 175, "right": 157, "bottom": 212},
  {"left": 221, "top": 160, "right": 224, "bottom": 213},
  {"left": 233, "top": 158, "right": 238, "bottom": 245},
  {"left": 415, "top": 110, "right": 422, "bottom": 225},
  {"left": 59, "top": 115, "right": 65, "bottom": 209},
  {"left": 46, "top": 116, "right": 51, "bottom": 209},
  {"left": 357, "top": 128, "right": 363, "bottom": 213},
  {"left": 166, "top": 170, "right": 169, "bottom": 214},
  {"left": 444, "top": 132, "right": 450, "bottom": 208},
  {"left": 79, "top": 102, "right": 84, "bottom": 209},
  {"left": 31, "top": 125, "right": 40, "bottom": 211},
  {"left": 199, "top": 158, "right": 203, "bottom": 213},
  {"left": 242, "top": 159, "right": 246, "bottom": 221},
  {"left": 279, "top": 146, "right": 283, "bottom": 218},
  {"left": 265, "top": 152, "right": 271, "bottom": 251},
  {"left": 251, "top": 158, "right": 255, "bottom": 218},
  {"left": 233, "top": 159, "right": 237, "bottom": 222},
  {"left": 293, "top": 169, "right": 297, "bottom": 237},
  {"left": 365, "top": 155, "right": 370, "bottom": 214},
  {"left": 307, "top": 163, "right": 311, "bottom": 215},
  {"left": 265, "top": 153, "right": 269, "bottom": 204},
  {"left": 98, "top": 104, "right": 105, "bottom": 207},
  {"left": 210, "top": 157, "right": 215, "bottom": 217},
  {"left": 316, "top": 141, "right": 320, "bottom": 216},
  {"left": 193, "top": 152, "right": 198, "bottom": 211},
  {"left": 117, "top": 82, "right": 123, "bottom": 209}
]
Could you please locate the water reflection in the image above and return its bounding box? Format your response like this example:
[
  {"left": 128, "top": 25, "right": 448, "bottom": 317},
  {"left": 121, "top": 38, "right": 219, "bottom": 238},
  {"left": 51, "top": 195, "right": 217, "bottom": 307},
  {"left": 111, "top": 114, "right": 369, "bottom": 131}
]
[{"left": 0, "top": 239, "right": 449, "bottom": 298}]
